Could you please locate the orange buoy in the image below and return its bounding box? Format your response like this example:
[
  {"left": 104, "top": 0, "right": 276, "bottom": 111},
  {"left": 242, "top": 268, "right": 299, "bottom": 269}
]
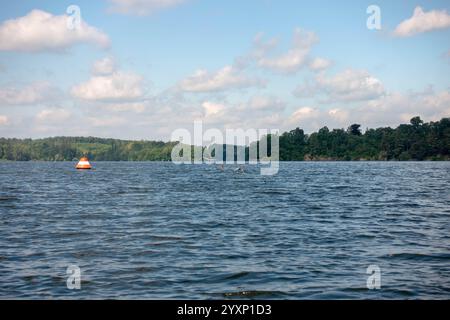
[{"left": 76, "top": 156, "right": 92, "bottom": 170}]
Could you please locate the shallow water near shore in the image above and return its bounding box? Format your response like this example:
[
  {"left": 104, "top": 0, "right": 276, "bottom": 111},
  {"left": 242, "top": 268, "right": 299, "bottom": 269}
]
[{"left": 0, "top": 161, "right": 449, "bottom": 299}]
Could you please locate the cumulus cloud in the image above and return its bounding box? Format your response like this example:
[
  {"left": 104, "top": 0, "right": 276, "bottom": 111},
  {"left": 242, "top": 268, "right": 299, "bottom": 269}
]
[
  {"left": 287, "top": 107, "right": 320, "bottom": 126},
  {"left": 92, "top": 56, "right": 116, "bottom": 75},
  {"left": 255, "top": 28, "right": 320, "bottom": 74},
  {"left": 36, "top": 108, "right": 71, "bottom": 123},
  {"left": 251, "top": 33, "right": 279, "bottom": 60},
  {"left": 309, "top": 57, "right": 332, "bottom": 71},
  {"left": 184, "top": 89, "right": 450, "bottom": 136},
  {"left": 316, "top": 69, "right": 385, "bottom": 102},
  {"left": 244, "top": 95, "right": 285, "bottom": 112},
  {"left": 71, "top": 72, "right": 144, "bottom": 101},
  {"left": 0, "top": 115, "right": 9, "bottom": 125},
  {"left": 394, "top": 6, "right": 450, "bottom": 37},
  {"left": 196, "top": 95, "right": 286, "bottom": 131},
  {"left": 0, "top": 10, "right": 110, "bottom": 52},
  {"left": 294, "top": 69, "right": 385, "bottom": 102},
  {"left": 105, "top": 102, "right": 146, "bottom": 113},
  {"left": 327, "top": 108, "right": 350, "bottom": 123},
  {"left": 107, "top": 0, "right": 187, "bottom": 16},
  {"left": 285, "top": 88, "right": 450, "bottom": 133},
  {"left": 284, "top": 106, "right": 346, "bottom": 132},
  {"left": 202, "top": 101, "right": 225, "bottom": 118},
  {"left": 179, "top": 28, "right": 329, "bottom": 95},
  {"left": 179, "top": 65, "right": 264, "bottom": 92},
  {"left": 88, "top": 116, "right": 127, "bottom": 127},
  {"left": 74, "top": 56, "right": 145, "bottom": 102},
  {"left": 0, "top": 82, "right": 57, "bottom": 105},
  {"left": 347, "top": 90, "right": 450, "bottom": 128}
]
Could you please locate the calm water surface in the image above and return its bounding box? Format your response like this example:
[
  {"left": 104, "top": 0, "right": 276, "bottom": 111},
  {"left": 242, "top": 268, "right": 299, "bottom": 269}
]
[{"left": 0, "top": 162, "right": 449, "bottom": 299}]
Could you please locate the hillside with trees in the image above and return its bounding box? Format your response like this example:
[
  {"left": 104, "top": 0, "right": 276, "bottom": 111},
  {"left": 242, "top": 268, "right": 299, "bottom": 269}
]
[
  {"left": 0, "top": 137, "right": 177, "bottom": 161},
  {"left": 0, "top": 116, "right": 449, "bottom": 161}
]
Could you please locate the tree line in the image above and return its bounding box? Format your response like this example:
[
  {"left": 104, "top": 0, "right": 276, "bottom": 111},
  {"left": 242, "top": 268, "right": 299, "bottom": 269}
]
[
  {"left": 0, "top": 136, "right": 177, "bottom": 161},
  {"left": 0, "top": 116, "right": 449, "bottom": 161},
  {"left": 279, "top": 116, "right": 449, "bottom": 160}
]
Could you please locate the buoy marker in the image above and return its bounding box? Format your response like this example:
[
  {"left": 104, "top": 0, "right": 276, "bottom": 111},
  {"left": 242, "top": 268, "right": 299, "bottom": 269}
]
[{"left": 76, "top": 156, "right": 92, "bottom": 170}]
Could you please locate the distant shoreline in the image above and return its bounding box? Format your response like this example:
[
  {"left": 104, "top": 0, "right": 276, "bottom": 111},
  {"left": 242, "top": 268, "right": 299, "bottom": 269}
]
[
  {"left": 0, "top": 160, "right": 448, "bottom": 162},
  {"left": 1, "top": 116, "right": 449, "bottom": 161}
]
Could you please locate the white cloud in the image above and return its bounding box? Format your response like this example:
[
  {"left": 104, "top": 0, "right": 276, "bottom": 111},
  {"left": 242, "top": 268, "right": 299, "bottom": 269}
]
[
  {"left": 198, "top": 95, "right": 287, "bottom": 130},
  {"left": 317, "top": 69, "right": 385, "bottom": 102},
  {"left": 0, "top": 115, "right": 9, "bottom": 125},
  {"left": 245, "top": 95, "right": 285, "bottom": 112},
  {"left": 283, "top": 106, "right": 322, "bottom": 131},
  {"left": 230, "top": 90, "right": 450, "bottom": 132},
  {"left": 178, "top": 28, "right": 327, "bottom": 95},
  {"left": 180, "top": 65, "right": 264, "bottom": 92},
  {"left": 105, "top": 102, "right": 147, "bottom": 113},
  {"left": 107, "top": 0, "right": 187, "bottom": 16},
  {"left": 202, "top": 101, "right": 225, "bottom": 118},
  {"left": 291, "top": 107, "right": 320, "bottom": 120},
  {"left": 353, "top": 90, "right": 450, "bottom": 127},
  {"left": 285, "top": 88, "right": 450, "bottom": 132},
  {"left": 251, "top": 33, "right": 279, "bottom": 59},
  {"left": 394, "top": 6, "right": 450, "bottom": 37},
  {"left": 0, "top": 10, "right": 110, "bottom": 52},
  {"left": 71, "top": 72, "right": 144, "bottom": 101},
  {"left": 0, "top": 82, "right": 55, "bottom": 105},
  {"left": 327, "top": 108, "right": 350, "bottom": 123},
  {"left": 92, "top": 56, "right": 116, "bottom": 75},
  {"left": 291, "top": 79, "right": 317, "bottom": 99},
  {"left": 256, "top": 28, "right": 318, "bottom": 74},
  {"left": 88, "top": 116, "right": 127, "bottom": 127},
  {"left": 36, "top": 108, "right": 71, "bottom": 123},
  {"left": 294, "top": 69, "right": 385, "bottom": 102},
  {"left": 309, "top": 57, "right": 332, "bottom": 71}
]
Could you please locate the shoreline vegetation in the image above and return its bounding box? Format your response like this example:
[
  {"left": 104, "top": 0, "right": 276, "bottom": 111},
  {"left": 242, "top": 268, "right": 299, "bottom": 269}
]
[{"left": 0, "top": 116, "right": 449, "bottom": 161}]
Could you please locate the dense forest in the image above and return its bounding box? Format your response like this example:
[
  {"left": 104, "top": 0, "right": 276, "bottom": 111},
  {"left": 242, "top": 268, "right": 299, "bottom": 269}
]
[
  {"left": 0, "top": 116, "right": 449, "bottom": 161},
  {"left": 279, "top": 116, "right": 450, "bottom": 161},
  {"left": 0, "top": 137, "right": 177, "bottom": 161}
]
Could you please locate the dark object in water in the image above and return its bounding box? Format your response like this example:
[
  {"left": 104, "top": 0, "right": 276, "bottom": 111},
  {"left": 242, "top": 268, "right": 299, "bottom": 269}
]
[{"left": 234, "top": 165, "right": 244, "bottom": 173}]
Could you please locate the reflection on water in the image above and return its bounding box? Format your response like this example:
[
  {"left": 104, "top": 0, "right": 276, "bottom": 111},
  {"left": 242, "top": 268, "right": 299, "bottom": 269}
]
[{"left": 0, "top": 162, "right": 449, "bottom": 299}]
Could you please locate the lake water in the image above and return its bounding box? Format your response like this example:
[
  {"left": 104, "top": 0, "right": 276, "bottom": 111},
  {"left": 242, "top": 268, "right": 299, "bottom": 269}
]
[{"left": 0, "top": 162, "right": 449, "bottom": 299}]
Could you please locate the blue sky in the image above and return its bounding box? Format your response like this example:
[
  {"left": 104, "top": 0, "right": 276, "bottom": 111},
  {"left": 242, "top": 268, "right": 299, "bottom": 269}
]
[{"left": 0, "top": 0, "right": 449, "bottom": 140}]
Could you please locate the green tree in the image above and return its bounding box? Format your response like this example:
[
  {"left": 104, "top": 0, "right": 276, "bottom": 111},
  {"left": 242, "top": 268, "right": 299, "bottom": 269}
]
[{"left": 348, "top": 124, "right": 362, "bottom": 136}]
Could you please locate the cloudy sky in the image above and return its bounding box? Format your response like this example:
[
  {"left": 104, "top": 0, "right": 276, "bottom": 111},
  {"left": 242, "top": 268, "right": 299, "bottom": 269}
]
[{"left": 0, "top": 0, "right": 449, "bottom": 140}]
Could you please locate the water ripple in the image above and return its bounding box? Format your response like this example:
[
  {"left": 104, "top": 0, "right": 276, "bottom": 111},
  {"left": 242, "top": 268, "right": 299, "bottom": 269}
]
[{"left": 0, "top": 161, "right": 449, "bottom": 299}]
